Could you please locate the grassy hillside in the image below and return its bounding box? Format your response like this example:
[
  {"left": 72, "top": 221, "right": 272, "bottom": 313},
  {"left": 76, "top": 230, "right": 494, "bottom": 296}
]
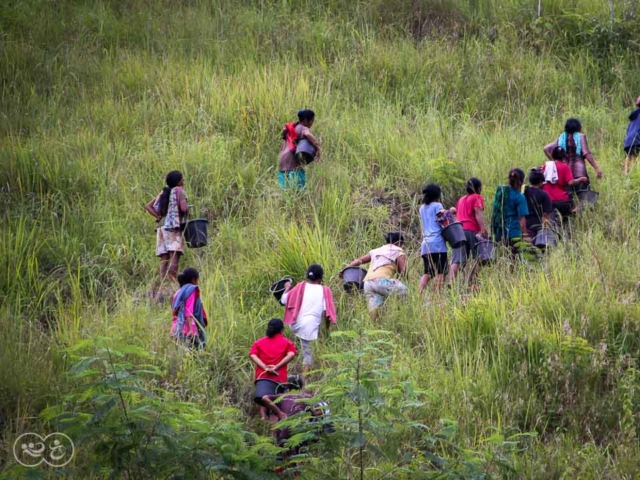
[{"left": 2, "top": 0, "right": 640, "bottom": 478}]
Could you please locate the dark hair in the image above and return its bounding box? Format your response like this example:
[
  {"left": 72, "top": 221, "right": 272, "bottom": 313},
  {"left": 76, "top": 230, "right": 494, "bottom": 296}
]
[
  {"left": 385, "top": 231, "right": 405, "bottom": 245},
  {"left": 286, "top": 374, "right": 304, "bottom": 391},
  {"left": 266, "top": 318, "right": 284, "bottom": 338},
  {"left": 528, "top": 168, "right": 545, "bottom": 186},
  {"left": 422, "top": 183, "right": 442, "bottom": 205},
  {"left": 564, "top": 118, "right": 582, "bottom": 134},
  {"left": 157, "top": 170, "right": 183, "bottom": 217},
  {"left": 306, "top": 264, "right": 324, "bottom": 281},
  {"left": 508, "top": 168, "right": 525, "bottom": 188},
  {"left": 177, "top": 267, "right": 199, "bottom": 286},
  {"left": 551, "top": 146, "right": 567, "bottom": 161},
  {"left": 298, "top": 109, "right": 315, "bottom": 122},
  {"left": 466, "top": 177, "right": 482, "bottom": 194}
]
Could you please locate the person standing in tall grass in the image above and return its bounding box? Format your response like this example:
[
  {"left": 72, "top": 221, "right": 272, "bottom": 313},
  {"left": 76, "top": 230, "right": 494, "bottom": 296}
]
[
  {"left": 544, "top": 118, "right": 603, "bottom": 189},
  {"left": 419, "top": 184, "right": 449, "bottom": 293},
  {"left": 171, "top": 267, "right": 207, "bottom": 348},
  {"left": 278, "top": 109, "right": 321, "bottom": 190},
  {"left": 250, "top": 319, "right": 297, "bottom": 421},
  {"left": 623, "top": 96, "right": 640, "bottom": 175},
  {"left": 280, "top": 264, "right": 337, "bottom": 376},
  {"left": 542, "top": 147, "right": 587, "bottom": 220},
  {"left": 449, "top": 178, "right": 487, "bottom": 284},
  {"left": 145, "top": 170, "right": 189, "bottom": 299},
  {"left": 344, "top": 232, "right": 408, "bottom": 317},
  {"left": 524, "top": 168, "right": 553, "bottom": 238},
  {"left": 491, "top": 169, "right": 530, "bottom": 252}
]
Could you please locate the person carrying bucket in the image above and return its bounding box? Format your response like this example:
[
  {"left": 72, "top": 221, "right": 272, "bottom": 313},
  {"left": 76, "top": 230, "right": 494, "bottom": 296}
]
[
  {"left": 623, "top": 96, "right": 640, "bottom": 175},
  {"left": 419, "top": 184, "right": 450, "bottom": 293},
  {"left": 278, "top": 109, "right": 321, "bottom": 190},
  {"left": 145, "top": 170, "right": 189, "bottom": 301},
  {"left": 543, "top": 117, "right": 603, "bottom": 191},
  {"left": 490, "top": 168, "right": 530, "bottom": 254},
  {"left": 343, "top": 232, "right": 407, "bottom": 318},
  {"left": 542, "top": 147, "right": 586, "bottom": 222},
  {"left": 250, "top": 318, "right": 297, "bottom": 421},
  {"left": 280, "top": 264, "right": 337, "bottom": 376},
  {"left": 171, "top": 267, "right": 207, "bottom": 349},
  {"left": 449, "top": 178, "right": 488, "bottom": 286}
]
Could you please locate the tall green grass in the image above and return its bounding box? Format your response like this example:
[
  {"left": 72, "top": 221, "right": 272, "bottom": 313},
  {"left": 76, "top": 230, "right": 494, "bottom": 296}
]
[{"left": 2, "top": 0, "right": 640, "bottom": 477}]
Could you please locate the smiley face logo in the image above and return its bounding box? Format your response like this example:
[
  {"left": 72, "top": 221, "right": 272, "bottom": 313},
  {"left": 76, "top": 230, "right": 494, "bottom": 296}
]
[{"left": 13, "top": 432, "right": 75, "bottom": 468}]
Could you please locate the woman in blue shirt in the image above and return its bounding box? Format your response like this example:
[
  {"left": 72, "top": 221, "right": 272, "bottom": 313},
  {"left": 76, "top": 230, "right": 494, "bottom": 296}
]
[
  {"left": 419, "top": 183, "right": 448, "bottom": 293},
  {"left": 491, "top": 168, "right": 530, "bottom": 253}
]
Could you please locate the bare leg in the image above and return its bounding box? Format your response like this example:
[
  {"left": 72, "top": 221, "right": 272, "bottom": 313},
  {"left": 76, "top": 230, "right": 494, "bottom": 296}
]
[
  {"left": 259, "top": 406, "right": 268, "bottom": 421},
  {"left": 449, "top": 263, "right": 460, "bottom": 283},
  {"left": 419, "top": 274, "right": 432, "bottom": 294},
  {"left": 303, "top": 364, "right": 311, "bottom": 376},
  {"left": 168, "top": 251, "right": 181, "bottom": 282},
  {"left": 159, "top": 254, "right": 170, "bottom": 283},
  {"left": 434, "top": 274, "right": 445, "bottom": 292},
  {"left": 624, "top": 155, "right": 629, "bottom": 175}
]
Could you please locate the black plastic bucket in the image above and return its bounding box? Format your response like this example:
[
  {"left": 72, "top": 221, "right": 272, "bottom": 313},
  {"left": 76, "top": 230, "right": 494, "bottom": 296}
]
[
  {"left": 269, "top": 277, "right": 294, "bottom": 303},
  {"left": 577, "top": 188, "right": 598, "bottom": 207},
  {"left": 474, "top": 240, "right": 496, "bottom": 263},
  {"left": 184, "top": 219, "right": 209, "bottom": 248},
  {"left": 441, "top": 222, "right": 467, "bottom": 248},
  {"left": 295, "top": 139, "right": 316, "bottom": 165},
  {"left": 534, "top": 228, "right": 557, "bottom": 249},
  {"left": 340, "top": 267, "right": 367, "bottom": 293}
]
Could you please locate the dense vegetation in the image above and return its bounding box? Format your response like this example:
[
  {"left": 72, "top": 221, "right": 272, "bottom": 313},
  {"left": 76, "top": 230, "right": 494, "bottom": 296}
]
[{"left": 2, "top": 0, "right": 640, "bottom": 477}]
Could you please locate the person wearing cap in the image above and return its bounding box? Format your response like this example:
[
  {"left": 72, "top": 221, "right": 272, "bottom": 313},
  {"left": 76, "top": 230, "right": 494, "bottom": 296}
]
[
  {"left": 278, "top": 109, "right": 321, "bottom": 190},
  {"left": 281, "top": 265, "right": 337, "bottom": 376},
  {"left": 623, "top": 96, "right": 640, "bottom": 175},
  {"left": 343, "top": 232, "right": 407, "bottom": 317}
]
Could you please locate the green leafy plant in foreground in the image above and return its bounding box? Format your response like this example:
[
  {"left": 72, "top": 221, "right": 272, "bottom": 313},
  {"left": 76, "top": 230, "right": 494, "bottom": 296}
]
[
  {"left": 34, "top": 338, "right": 279, "bottom": 480},
  {"left": 278, "top": 329, "right": 536, "bottom": 479}
]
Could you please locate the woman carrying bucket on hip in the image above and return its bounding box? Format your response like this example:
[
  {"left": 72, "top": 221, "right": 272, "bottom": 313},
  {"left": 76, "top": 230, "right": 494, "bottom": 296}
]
[
  {"left": 280, "top": 264, "right": 337, "bottom": 376},
  {"left": 343, "top": 232, "right": 407, "bottom": 318},
  {"left": 145, "top": 170, "right": 189, "bottom": 300},
  {"left": 449, "top": 178, "right": 487, "bottom": 286}
]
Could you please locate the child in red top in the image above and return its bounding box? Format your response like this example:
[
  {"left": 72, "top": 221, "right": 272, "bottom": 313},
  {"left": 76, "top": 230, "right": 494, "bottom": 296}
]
[
  {"left": 542, "top": 147, "right": 588, "bottom": 218},
  {"left": 249, "top": 318, "right": 297, "bottom": 420}
]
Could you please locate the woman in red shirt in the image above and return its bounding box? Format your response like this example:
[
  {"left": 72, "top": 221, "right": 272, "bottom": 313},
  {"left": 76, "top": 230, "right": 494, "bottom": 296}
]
[
  {"left": 450, "top": 178, "right": 487, "bottom": 283},
  {"left": 249, "top": 318, "right": 297, "bottom": 420},
  {"left": 542, "top": 147, "right": 588, "bottom": 220}
]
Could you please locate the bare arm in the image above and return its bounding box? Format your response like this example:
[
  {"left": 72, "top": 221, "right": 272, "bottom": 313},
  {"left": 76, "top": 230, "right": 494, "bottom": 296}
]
[
  {"left": 542, "top": 212, "right": 551, "bottom": 228},
  {"left": 473, "top": 206, "right": 487, "bottom": 237},
  {"left": 583, "top": 136, "right": 602, "bottom": 179},
  {"left": 543, "top": 140, "right": 557, "bottom": 160},
  {"left": 519, "top": 218, "right": 530, "bottom": 242},
  {"left": 273, "top": 351, "right": 296, "bottom": 371},
  {"left": 396, "top": 255, "right": 407, "bottom": 277},
  {"left": 347, "top": 254, "right": 371, "bottom": 268},
  {"left": 262, "top": 395, "right": 287, "bottom": 420},
  {"left": 145, "top": 197, "right": 161, "bottom": 221},
  {"left": 250, "top": 354, "right": 269, "bottom": 371},
  {"left": 568, "top": 176, "right": 588, "bottom": 187},
  {"left": 177, "top": 188, "right": 189, "bottom": 214}
]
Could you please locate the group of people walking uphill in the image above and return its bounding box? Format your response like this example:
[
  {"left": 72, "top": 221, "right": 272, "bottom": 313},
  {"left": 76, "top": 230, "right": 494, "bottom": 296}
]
[{"left": 141, "top": 102, "right": 640, "bottom": 469}]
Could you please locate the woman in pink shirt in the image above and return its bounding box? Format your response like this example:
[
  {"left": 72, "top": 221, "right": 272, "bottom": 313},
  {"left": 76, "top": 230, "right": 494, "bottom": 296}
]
[
  {"left": 450, "top": 178, "right": 487, "bottom": 283},
  {"left": 171, "top": 267, "right": 207, "bottom": 349}
]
